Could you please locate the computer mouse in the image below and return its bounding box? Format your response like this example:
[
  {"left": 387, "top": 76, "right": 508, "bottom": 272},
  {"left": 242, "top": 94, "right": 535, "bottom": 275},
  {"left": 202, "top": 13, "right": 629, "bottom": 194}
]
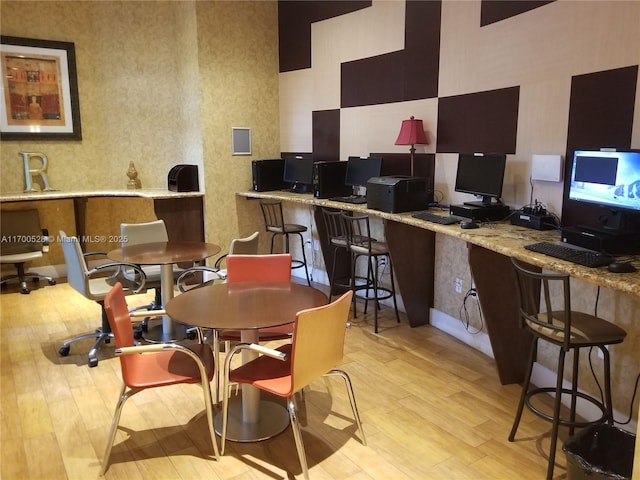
[
  {"left": 460, "top": 221, "right": 480, "bottom": 229},
  {"left": 607, "top": 262, "right": 637, "bottom": 273}
]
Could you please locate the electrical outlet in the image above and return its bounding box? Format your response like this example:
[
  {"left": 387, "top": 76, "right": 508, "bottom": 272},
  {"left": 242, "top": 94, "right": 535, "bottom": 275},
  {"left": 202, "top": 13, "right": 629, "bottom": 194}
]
[{"left": 455, "top": 278, "right": 463, "bottom": 293}]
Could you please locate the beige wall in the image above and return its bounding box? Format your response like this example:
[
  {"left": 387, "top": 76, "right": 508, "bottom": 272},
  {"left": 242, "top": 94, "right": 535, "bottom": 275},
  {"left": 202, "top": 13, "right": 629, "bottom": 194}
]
[{"left": 1, "top": 0, "right": 280, "bottom": 263}]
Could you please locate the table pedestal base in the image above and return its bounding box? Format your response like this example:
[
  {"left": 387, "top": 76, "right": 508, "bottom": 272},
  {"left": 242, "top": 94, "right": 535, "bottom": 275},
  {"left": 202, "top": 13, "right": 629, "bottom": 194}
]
[
  {"left": 142, "top": 318, "right": 189, "bottom": 343},
  {"left": 214, "top": 398, "right": 290, "bottom": 442}
]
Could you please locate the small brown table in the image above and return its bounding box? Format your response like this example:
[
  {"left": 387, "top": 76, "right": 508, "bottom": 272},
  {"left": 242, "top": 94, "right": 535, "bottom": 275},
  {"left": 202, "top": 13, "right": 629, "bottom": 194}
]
[
  {"left": 166, "top": 281, "right": 327, "bottom": 442},
  {"left": 108, "top": 241, "right": 220, "bottom": 341}
]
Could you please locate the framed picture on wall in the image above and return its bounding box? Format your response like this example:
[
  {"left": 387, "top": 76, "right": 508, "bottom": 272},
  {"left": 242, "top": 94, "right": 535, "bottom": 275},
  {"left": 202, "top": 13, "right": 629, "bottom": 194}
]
[
  {"left": 232, "top": 127, "right": 252, "bottom": 155},
  {"left": 0, "top": 35, "right": 82, "bottom": 140}
]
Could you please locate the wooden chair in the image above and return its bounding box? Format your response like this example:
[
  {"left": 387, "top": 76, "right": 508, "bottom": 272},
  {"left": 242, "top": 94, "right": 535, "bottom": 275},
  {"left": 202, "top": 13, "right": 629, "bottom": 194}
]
[
  {"left": 508, "top": 257, "right": 627, "bottom": 480},
  {"left": 100, "top": 282, "right": 219, "bottom": 474},
  {"left": 220, "top": 290, "right": 365, "bottom": 479}
]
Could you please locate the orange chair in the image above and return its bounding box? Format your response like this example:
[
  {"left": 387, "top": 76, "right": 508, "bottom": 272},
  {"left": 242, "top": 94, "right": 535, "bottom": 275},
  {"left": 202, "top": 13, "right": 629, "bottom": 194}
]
[
  {"left": 225, "top": 253, "right": 292, "bottom": 283},
  {"left": 223, "top": 253, "right": 294, "bottom": 341},
  {"left": 220, "top": 290, "right": 365, "bottom": 479},
  {"left": 99, "top": 282, "right": 220, "bottom": 475}
]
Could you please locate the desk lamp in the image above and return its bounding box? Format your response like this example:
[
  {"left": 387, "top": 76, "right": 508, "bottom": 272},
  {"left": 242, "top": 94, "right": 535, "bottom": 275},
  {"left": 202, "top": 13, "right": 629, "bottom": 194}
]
[{"left": 394, "top": 116, "right": 429, "bottom": 176}]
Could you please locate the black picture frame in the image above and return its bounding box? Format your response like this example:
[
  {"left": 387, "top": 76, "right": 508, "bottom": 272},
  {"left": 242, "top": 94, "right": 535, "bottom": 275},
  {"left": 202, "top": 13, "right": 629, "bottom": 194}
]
[{"left": 0, "top": 35, "right": 82, "bottom": 140}]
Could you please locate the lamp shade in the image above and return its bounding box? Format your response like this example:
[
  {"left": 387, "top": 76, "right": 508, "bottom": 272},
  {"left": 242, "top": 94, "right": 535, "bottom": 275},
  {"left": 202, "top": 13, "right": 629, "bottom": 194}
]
[{"left": 395, "top": 116, "right": 429, "bottom": 146}]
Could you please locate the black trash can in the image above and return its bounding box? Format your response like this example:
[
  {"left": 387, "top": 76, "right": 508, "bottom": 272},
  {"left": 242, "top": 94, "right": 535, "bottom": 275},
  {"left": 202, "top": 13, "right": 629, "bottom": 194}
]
[{"left": 563, "top": 424, "right": 636, "bottom": 480}]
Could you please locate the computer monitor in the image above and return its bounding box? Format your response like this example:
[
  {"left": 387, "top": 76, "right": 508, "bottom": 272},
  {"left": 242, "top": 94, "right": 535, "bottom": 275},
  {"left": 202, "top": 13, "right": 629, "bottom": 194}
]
[
  {"left": 345, "top": 156, "right": 383, "bottom": 193},
  {"left": 568, "top": 150, "right": 640, "bottom": 232},
  {"left": 283, "top": 156, "right": 314, "bottom": 193},
  {"left": 454, "top": 153, "right": 506, "bottom": 206}
]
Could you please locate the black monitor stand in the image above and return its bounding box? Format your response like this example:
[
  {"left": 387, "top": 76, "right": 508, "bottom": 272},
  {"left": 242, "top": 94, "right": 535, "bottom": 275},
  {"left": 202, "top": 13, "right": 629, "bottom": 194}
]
[
  {"left": 290, "top": 183, "right": 310, "bottom": 194},
  {"left": 463, "top": 196, "right": 505, "bottom": 208}
]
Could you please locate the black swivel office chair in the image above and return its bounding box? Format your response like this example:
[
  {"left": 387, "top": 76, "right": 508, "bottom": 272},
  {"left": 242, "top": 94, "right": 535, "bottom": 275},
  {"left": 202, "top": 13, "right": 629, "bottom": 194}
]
[
  {"left": 508, "top": 257, "right": 627, "bottom": 480},
  {"left": 0, "top": 209, "right": 56, "bottom": 294},
  {"left": 57, "top": 231, "right": 147, "bottom": 367}
]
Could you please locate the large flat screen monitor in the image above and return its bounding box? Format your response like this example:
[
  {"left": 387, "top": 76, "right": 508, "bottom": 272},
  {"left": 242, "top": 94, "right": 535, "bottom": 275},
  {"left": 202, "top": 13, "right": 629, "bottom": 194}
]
[
  {"left": 345, "top": 156, "right": 383, "bottom": 192},
  {"left": 283, "top": 156, "right": 314, "bottom": 193},
  {"left": 568, "top": 150, "right": 640, "bottom": 232},
  {"left": 454, "top": 153, "right": 507, "bottom": 206}
]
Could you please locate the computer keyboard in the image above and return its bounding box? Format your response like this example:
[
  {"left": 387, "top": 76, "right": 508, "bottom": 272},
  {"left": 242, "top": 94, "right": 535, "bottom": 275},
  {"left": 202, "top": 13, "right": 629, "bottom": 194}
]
[
  {"left": 412, "top": 211, "right": 461, "bottom": 225},
  {"left": 524, "top": 242, "right": 614, "bottom": 268},
  {"left": 330, "top": 195, "right": 368, "bottom": 204}
]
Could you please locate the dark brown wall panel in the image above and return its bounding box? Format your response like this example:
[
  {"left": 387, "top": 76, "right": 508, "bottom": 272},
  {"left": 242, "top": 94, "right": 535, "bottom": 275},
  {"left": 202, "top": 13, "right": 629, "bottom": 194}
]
[
  {"left": 312, "top": 109, "right": 340, "bottom": 161},
  {"left": 480, "top": 1, "right": 555, "bottom": 26},
  {"left": 341, "top": 0, "right": 441, "bottom": 107},
  {"left": 278, "top": 1, "right": 371, "bottom": 73},
  {"left": 341, "top": 52, "right": 405, "bottom": 107},
  {"left": 403, "top": 0, "right": 441, "bottom": 101},
  {"left": 436, "top": 87, "right": 520, "bottom": 154},
  {"left": 561, "top": 65, "right": 638, "bottom": 227}
]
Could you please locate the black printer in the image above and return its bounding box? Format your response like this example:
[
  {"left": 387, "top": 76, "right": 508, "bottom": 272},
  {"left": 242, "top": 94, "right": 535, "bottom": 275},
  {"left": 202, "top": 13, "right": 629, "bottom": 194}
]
[{"left": 366, "top": 176, "right": 431, "bottom": 213}]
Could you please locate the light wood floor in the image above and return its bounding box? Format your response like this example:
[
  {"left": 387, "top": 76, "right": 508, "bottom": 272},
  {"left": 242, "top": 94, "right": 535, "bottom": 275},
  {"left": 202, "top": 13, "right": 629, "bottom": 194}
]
[{"left": 1, "top": 279, "right": 565, "bottom": 479}]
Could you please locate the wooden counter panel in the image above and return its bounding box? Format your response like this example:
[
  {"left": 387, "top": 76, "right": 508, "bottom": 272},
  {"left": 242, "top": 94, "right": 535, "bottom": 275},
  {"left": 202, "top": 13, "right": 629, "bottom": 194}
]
[
  {"left": 468, "top": 244, "right": 534, "bottom": 384},
  {"left": 385, "top": 220, "right": 433, "bottom": 327}
]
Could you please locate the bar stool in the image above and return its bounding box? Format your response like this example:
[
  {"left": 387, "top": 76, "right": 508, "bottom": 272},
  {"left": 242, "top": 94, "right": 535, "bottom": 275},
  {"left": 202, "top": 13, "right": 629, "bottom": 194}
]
[
  {"left": 259, "top": 200, "right": 310, "bottom": 285},
  {"left": 509, "top": 258, "right": 627, "bottom": 480},
  {"left": 341, "top": 212, "right": 399, "bottom": 333},
  {"left": 321, "top": 208, "right": 351, "bottom": 301}
]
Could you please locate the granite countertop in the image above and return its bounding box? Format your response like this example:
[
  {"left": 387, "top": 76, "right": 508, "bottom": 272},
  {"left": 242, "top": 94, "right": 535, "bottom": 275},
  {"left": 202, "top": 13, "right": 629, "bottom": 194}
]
[
  {"left": 238, "top": 190, "right": 640, "bottom": 297},
  {"left": 1, "top": 189, "right": 203, "bottom": 202}
]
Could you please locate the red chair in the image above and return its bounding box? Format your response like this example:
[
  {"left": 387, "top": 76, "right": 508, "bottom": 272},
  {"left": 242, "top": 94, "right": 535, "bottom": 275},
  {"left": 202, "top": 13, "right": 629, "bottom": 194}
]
[
  {"left": 225, "top": 253, "right": 292, "bottom": 283},
  {"left": 222, "top": 254, "right": 294, "bottom": 341},
  {"left": 220, "top": 290, "right": 365, "bottom": 479},
  {"left": 99, "top": 282, "right": 220, "bottom": 474}
]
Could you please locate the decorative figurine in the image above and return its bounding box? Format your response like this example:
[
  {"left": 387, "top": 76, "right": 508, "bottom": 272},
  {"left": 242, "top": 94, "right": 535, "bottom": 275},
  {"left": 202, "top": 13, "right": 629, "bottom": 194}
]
[{"left": 127, "top": 161, "right": 142, "bottom": 189}]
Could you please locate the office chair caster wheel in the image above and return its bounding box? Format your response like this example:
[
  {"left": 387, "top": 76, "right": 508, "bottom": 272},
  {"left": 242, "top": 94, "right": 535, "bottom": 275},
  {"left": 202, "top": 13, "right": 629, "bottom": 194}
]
[
  {"left": 21, "top": 287, "right": 30, "bottom": 294},
  {"left": 59, "top": 346, "right": 70, "bottom": 356},
  {"left": 88, "top": 357, "right": 98, "bottom": 368},
  {"left": 186, "top": 330, "right": 197, "bottom": 341},
  {"left": 134, "top": 329, "right": 143, "bottom": 340},
  {"left": 48, "top": 279, "right": 56, "bottom": 286}
]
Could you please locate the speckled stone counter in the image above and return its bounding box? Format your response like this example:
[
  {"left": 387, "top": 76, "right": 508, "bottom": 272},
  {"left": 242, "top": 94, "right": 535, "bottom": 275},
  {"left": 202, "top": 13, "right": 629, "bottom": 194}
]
[
  {"left": 1, "top": 189, "right": 206, "bottom": 249},
  {"left": 0, "top": 188, "right": 202, "bottom": 202},
  {"left": 238, "top": 190, "right": 639, "bottom": 297}
]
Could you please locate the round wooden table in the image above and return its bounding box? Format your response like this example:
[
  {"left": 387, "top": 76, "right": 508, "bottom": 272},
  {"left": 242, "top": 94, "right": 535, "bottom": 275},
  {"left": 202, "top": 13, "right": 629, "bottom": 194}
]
[
  {"left": 108, "top": 241, "right": 220, "bottom": 341},
  {"left": 166, "top": 281, "right": 328, "bottom": 442}
]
